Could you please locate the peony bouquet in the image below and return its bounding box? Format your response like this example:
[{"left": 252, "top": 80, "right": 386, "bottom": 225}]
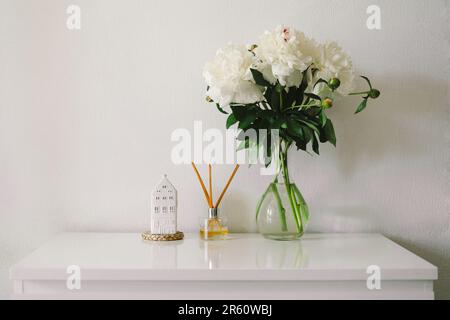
[{"left": 203, "top": 26, "right": 380, "bottom": 239}]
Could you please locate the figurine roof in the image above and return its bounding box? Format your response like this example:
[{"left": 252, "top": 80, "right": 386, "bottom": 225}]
[{"left": 153, "top": 174, "right": 176, "bottom": 192}]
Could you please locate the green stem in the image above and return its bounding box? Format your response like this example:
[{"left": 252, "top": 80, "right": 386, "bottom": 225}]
[
  {"left": 256, "top": 184, "right": 271, "bottom": 222},
  {"left": 292, "top": 184, "right": 306, "bottom": 204},
  {"left": 290, "top": 187, "right": 303, "bottom": 233},
  {"left": 279, "top": 90, "right": 284, "bottom": 112},
  {"left": 293, "top": 184, "right": 309, "bottom": 226},
  {"left": 348, "top": 91, "right": 370, "bottom": 96},
  {"left": 280, "top": 142, "right": 302, "bottom": 233},
  {"left": 285, "top": 103, "right": 320, "bottom": 111},
  {"left": 265, "top": 145, "right": 288, "bottom": 232},
  {"left": 270, "top": 183, "right": 288, "bottom": 232},
  {"left": 256, "top": 174, "right": 285, "bottom": 228}
]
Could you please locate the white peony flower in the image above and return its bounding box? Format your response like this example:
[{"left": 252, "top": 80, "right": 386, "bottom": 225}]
[
  {"left": 203, "top": 44, "right": 263, "bottom": 107},
  {"left": 254, "top": 26, "right": 316, "bottom": 87},
  {"left": 313, "top": 41, "right": 355, "bottom": 95}
]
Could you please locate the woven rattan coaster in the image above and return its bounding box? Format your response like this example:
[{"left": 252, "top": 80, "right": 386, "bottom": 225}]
[{"left": 141, "top": 231, "right": 184, "bottom": 241}]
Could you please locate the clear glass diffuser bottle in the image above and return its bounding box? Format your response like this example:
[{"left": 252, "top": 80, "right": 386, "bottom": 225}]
[{"left": 199, "top": 208, "right": 228, "bottom": 240}]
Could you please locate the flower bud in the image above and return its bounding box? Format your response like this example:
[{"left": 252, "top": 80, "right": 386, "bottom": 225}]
[
  {"left": 328, "top": 78, "right": 341, "bottom": 90},
  {"left": 369, "top": 89, "right": 380, "bottom": 99},
  {"left": 321, "top": 98, "right": 333, "bottom": 109}
]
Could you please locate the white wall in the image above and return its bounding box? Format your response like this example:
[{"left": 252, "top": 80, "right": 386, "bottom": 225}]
[{"left": 0, "top": 0, "right": 449, "bottom": 299}]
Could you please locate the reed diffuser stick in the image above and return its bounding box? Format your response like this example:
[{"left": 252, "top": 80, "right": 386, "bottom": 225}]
[
  {"left": 191, "top": 162, "right": 212, "bottom": 207},
  {"left": 214, "top": 164, "right": 240, "bottom": 208},
  {"left": 208, "top": 164, "right": 213, "bottom": 206}
]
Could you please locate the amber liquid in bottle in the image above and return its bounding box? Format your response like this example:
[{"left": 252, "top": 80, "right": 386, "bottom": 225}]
[{"left": 200, "top": 209, "right": 228, "bottom": 240}]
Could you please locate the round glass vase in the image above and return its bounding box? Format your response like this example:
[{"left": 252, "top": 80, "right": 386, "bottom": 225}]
[{"left": 256, "top": 182, "right": 309, "bottom": 241}]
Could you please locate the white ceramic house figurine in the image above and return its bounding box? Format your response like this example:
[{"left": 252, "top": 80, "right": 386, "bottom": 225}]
[{"left": 151, "top": 175, "right": 177, "bottom": 235}]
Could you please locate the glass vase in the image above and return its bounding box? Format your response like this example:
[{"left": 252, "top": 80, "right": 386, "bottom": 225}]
[{"left": 256, "top": 144, "right": 309, "bottom": 240}]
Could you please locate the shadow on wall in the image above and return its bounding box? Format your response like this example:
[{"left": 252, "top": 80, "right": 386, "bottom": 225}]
[
  {"left": 332, "top": 74, "right": 443, "bottom": 177},
  {"left": 221, "top": 192, "right": 256, "bottom": 233},
  {"left": 307, "top": 205, "right": 380, "bottom": 233},
  {"left": 391, "top": 236, "right": 450, "bottom": 300},
  {"left": 336, "top": 75, "right": 450, "bottom": 299}
]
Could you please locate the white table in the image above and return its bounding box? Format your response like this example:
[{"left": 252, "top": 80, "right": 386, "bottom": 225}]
[{"left": 10, "top": 233, "right": 437, "bottom": 300}]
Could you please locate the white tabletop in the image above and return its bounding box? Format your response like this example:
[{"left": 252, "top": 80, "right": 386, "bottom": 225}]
[{"left": 10, "top": 233, "right": 437, "bottom": 281}]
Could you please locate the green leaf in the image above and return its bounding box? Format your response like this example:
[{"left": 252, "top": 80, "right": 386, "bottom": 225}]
[
  {"left": 319, "top": 110, "right": 327, "bottom": 127},
  {"left": 286, "top": 86, "right": 298, "bottom": 107},
  {"left": 295, "top": 71, "right": 309, "bottom": 105},
  {"left": 323, "top": 119, "right": 336, "bottom": 146},
  {"left": 318, "top": 127, "right": 327, "bottom": 143},
  {"left": 250, "top": 68, "right": 271, "bottom": 87},
  {"left": 270, "top": 89, "right": 281, "bottom": 112},
  {"left": 236, "top": 138, "right": 256, "bottom": 151},
  {"left": 230, "top": 105, "right": 249, "bottom": 120},
  {"left": 304, "top": 93, "right": 321, "bottom": 101},
  {"left": 298, "top": 119, "right": 320, "bottom": 134},
  {"left": 261, "top": 131, "right": 272, "bottom": 159},
  {"left": 257, "top": 110, "right": 286, "bottom": 130},
  {"left": 313, "top": 78, "right": 328, "bottom": 89},
  {"left": 230, "top": 106, "right": 257, "bottom": 130},
  {"left": 295, "top": 140, "right": 307, "bottom": 151},
  {"left": 312, "top": 133, "right": 320, "bottom": 155},
  {"left": 252, "top": 118, "right": 265, "bottom": 131},
  {"left": 355, "top": 98, "right": 368, "bottom": 114},
  {"left": 302, "top": 126, "right": 313, "bottom": 143},
  {"left": 305, "top": 106, "right": 321, "bottom": 117},
  {"left": 304, "top": 93, "right": 318, "bottom": 101},
  {"left": 264, "top": 87, "right": 273, "bottom": 105},
  {"left": 226, "top": 114, "right": 237, "bottom": 129},
  {"left": 272, "top": 121, "right": 284, "bottom": 133},
  {"left": 238, "top": 112, "right": 257, "bottom": 130},
  {"left": 215, "top": 104, "right": 228, "bottom": 114},
  {"left": 360, "top": 76, "right": 372, "bottom": 90},
  {"left": 257, "top": 109, "right": 275, "bottom": 120},
  {"left": 236, "top": 130, "right": 246, "bottom": 141},
  {"left": 286, "top": 119, "right": 304, "bottom": 139},
  {"left": 300, "top": 69, "right": 309, "bottom": 89}
]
